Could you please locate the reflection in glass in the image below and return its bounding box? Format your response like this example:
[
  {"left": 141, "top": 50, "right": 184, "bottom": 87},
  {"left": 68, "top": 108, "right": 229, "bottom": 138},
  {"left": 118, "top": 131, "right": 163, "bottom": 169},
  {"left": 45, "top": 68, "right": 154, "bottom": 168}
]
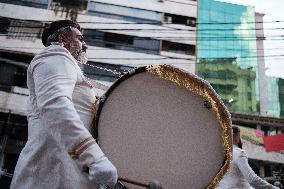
[
  {"left": 197, "top": 0, "right": 260, "bottom": 114},
  {"left": 197, "top": 58, "right": 257, "bottom": 113}
]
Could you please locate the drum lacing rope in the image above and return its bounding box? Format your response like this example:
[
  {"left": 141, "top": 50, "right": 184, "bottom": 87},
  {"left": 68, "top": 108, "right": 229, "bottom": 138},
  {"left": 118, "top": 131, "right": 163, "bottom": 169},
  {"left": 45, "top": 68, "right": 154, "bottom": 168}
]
[{"left": 84, "top": 63, "right": 124, "bottom": 76}]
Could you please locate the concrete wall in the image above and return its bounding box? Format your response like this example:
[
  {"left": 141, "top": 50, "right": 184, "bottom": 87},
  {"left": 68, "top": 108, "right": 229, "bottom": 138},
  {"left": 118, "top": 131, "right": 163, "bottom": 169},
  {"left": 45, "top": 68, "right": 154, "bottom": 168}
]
[{"left": 255, "top": 12, "right": 268, "bottom": 116}]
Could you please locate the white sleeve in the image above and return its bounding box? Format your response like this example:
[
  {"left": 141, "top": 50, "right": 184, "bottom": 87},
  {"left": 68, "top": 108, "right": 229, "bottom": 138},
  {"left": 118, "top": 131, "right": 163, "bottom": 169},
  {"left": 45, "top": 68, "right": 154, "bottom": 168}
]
[
  {"left": 32, "top": 56, "right": 117, "bottom": 186},
  {"left": 237, "top": 150, "right": 276, "bottom": 189},
  {"left": 32, "top": 56, "right": 94, "bottom": 152}
]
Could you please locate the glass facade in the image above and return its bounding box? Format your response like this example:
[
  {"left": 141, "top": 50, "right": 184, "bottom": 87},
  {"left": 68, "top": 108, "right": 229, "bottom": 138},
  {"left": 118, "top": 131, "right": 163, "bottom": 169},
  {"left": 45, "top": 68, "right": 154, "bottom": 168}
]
[
  {"left": 266, "top": 76, "right": 284, "bottom": 117},
  {"left": 279, "top": 79, "right": 284, "bottom": 117},
  {"left": 197, "top": 0, "right": 260, "bottom": 114}
]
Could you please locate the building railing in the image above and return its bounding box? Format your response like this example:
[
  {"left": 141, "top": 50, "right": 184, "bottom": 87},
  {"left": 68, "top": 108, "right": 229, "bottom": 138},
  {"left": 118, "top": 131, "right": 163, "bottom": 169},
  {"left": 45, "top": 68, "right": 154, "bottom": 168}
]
[
  {"left": 231, "top": 112, "right": 284, "bottom": 128},
  {"left": 0, "top": 0, "right": 49, "bottom": 9}
]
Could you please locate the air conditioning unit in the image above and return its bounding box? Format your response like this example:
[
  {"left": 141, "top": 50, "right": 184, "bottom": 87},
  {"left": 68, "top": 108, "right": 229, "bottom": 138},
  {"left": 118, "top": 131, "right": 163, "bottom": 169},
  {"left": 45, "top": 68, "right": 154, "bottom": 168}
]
[
  {"left": 187, "top": 19, "right": 196, "bottom": 27},
  {"left": 164, "top": 16, "right": 172, "bottom": 24}
]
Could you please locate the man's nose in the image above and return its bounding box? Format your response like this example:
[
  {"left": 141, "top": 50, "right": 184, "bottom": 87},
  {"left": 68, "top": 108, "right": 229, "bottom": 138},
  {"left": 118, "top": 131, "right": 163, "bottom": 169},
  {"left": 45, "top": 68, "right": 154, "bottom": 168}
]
[{"left": 82, "top": 41, "right": 88, "bottom": 51}]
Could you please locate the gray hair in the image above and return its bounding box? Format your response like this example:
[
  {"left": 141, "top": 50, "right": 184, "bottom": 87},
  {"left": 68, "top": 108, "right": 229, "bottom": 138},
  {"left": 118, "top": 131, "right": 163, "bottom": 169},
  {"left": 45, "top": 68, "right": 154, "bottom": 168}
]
[{"left": 46, "top": 26, "right": 74, "bottom": 46}]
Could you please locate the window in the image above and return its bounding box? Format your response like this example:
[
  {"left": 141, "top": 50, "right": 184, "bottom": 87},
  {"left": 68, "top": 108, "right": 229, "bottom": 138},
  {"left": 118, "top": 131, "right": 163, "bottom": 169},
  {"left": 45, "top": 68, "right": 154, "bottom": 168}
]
[
  {"left": 247, "top": 92, "right": 252, "bottom": 101},
  {"left": 50, "top": 0, "right": 88, "bottom": 20},
  {"left": 0, "top": 17, "right": 11, "bottom": 34},
  {"left": 51, "top": 0, "right": 88, "bottom": 11},
  {"left": 52, "top": 0, "right": 87, "bottom": 7},
  {"left": 0, "top": 52, "right": 32, "bottom": 90},
  {"left": 104, "top": 32, "right": 134, "bottom": 45},
  {"left": 6, "top": 19, "right": 43, "bottom": 42},
  {"left": 164, "top": 13, "right": 196, "bottom": 27},
  {"left": 83, "top": 30, "right": 160, "bottom": 54},
  {"left": 88, "top": 2, "right": 162, "bottom": 23},
  {"left": 162, "top": 41, "right": 195, "bottom": 55},
  {"left": 0, "top": 17, "right": 44, "bottom": 41},
  {"left": 247, "top": 79, "right": 251, "bottom": 86},
  {"left": 0, "top": 63, "right": 27, "bottom": 89}
]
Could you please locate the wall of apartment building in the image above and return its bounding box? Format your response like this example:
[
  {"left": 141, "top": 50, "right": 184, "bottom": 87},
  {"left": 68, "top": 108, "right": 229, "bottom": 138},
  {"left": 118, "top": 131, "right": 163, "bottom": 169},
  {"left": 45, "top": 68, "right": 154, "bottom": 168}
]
[
  {"left": 0, "top": 0, "right": 197, "bottom": 73},
  {"left": 255, "top": 12, "right": 268, "bottom": 116}
]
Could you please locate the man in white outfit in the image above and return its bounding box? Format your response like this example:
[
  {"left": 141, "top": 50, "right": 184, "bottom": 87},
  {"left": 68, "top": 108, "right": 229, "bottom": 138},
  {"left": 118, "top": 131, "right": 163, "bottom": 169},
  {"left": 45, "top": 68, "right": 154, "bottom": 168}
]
[
  {"left": 11, "top": 20, "right": 117, "bottom": 189},
  {"left": 217, "top": 126, "right": 279, "bottom": 189}
]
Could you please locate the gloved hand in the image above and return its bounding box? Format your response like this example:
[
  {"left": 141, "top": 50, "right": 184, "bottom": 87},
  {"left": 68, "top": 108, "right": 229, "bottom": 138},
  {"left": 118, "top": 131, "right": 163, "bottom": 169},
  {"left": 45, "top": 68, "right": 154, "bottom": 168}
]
[
  {"left": 82, "top": 143, "right": 117, "bottom": 187},
  {"left": 89, "top": 155, "right": 118, "bottom": 187}
]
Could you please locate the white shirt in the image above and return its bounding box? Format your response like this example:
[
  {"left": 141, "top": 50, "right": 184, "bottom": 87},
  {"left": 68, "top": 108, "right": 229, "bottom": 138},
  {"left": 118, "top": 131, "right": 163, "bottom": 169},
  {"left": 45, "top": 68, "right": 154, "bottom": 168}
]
[
  {"left": 11, "top": 45, "right": 103, "bottom": 189},
  {"left": 217, "top": 145, "right": 278, "bottom": 189}
]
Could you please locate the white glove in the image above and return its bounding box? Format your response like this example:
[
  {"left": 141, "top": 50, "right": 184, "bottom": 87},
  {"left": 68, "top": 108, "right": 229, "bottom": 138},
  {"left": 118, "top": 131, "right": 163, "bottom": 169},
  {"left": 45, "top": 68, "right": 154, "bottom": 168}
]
[
  {"left": 80, "top": 143, "right": 117, "bottom": 187},
  {"left": 89, "top": 156, "right": 118, "bottom": 187}
]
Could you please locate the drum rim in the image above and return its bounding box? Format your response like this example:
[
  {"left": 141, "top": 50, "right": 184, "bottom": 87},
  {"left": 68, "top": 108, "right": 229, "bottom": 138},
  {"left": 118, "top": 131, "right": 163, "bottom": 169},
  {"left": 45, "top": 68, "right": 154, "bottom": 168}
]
[{"left": 93, "top": 65, "right": 233, "bottom": 189}]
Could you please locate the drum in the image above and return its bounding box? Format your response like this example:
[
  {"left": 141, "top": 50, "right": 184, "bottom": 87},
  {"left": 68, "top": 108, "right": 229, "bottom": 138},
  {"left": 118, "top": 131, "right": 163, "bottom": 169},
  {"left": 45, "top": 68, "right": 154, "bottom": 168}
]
[{"left": 93, "top": 65, "right": 232, "bottom": 189}]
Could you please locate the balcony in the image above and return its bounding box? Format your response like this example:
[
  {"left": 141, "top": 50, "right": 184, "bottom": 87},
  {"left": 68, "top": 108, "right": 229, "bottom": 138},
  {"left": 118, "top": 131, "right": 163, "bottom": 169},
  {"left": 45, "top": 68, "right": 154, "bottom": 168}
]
[
  {"left": 50, "top": 0, "right": 88, "bottom": 20},
  {"left": 52, "top": 0, "right": 88, "bottom": 7},
  {"left": 0, "top": 0, "right": 49, "bottom": 9}
]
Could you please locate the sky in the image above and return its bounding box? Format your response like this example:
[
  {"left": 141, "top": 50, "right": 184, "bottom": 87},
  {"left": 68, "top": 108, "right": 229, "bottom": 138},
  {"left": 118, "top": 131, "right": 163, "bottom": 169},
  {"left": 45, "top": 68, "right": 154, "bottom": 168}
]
[{"left": 219, "top": 0, "right": 284, "bottom": 78}]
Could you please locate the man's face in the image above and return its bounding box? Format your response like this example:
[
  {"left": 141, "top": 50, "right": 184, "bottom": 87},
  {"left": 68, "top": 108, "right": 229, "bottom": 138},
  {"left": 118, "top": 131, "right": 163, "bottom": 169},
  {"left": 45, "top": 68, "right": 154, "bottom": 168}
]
[
  {"left": 233, "top": 132, "right": 241, "bottom": 146},
  {"left": 64, "top": 27, "right": 88, "bottom": 64}
]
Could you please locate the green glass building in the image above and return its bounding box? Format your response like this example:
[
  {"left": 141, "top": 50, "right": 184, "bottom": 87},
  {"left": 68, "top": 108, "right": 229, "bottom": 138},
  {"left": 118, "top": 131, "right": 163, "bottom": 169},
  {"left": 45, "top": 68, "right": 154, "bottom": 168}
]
[
  {"left": 197, "top": 0, "right": 260, "bottom": 114},
  {"left": 279, "top": 79, "right": 284, "bottom": 117},
  {"left": 266, "top": 76, "right": 284, "bottom": 117}
]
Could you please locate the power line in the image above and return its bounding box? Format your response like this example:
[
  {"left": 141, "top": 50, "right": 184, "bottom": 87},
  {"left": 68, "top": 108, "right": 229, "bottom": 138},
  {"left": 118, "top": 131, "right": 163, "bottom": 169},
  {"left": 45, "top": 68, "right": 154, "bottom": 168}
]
[
  {"left": 197, "top": 20, "right": 284, "bottom": 25},
  {"left": 3, "top": 14, "right": 284, "bottom": 25},
  {"left": 2, "top": 17, "right": 284, "bottom": 31},
  {"left": 4, "top": 44, "right": 284, "bottom": 60},
  {"left": 5, "top": 45, "right": 284, "bottom": 51},
  {"left": 4, "top": 45, "right": 284, "bottom": 57},
  {"left": 87, "top": 54, "right": 284, "bottom": 60},
  {"left": 4, "top": 33, "right": 284, "bottom": 42},
  {"left": 0, "top": 46, "right": 283, "bottom": 66},
  {"left": 3, "top": 23, "right": 284, "bottom": 31}
]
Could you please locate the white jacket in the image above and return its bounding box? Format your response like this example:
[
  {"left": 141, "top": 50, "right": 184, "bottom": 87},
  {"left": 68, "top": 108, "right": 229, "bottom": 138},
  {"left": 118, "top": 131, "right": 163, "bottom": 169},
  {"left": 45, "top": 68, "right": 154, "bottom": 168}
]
[
  {"left": 217, "top": 145, "right": 278, "bottom": 189},
  {"left": 11, "top": 44, "right": 116, "bottom": 189}
]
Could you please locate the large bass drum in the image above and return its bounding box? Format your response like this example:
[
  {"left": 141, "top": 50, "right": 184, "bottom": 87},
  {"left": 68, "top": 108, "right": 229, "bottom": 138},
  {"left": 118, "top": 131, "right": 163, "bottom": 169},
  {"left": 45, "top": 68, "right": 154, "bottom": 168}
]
[{"left": 93, "top": 65, "right": 232, "bottom": 189}]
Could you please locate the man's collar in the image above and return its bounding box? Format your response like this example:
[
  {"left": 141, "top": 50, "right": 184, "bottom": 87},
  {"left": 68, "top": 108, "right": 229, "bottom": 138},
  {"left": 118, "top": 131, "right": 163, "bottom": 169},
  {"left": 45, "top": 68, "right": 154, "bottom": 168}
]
[{"left": 50, "top": 42, "right": 64, "bottom": 46}]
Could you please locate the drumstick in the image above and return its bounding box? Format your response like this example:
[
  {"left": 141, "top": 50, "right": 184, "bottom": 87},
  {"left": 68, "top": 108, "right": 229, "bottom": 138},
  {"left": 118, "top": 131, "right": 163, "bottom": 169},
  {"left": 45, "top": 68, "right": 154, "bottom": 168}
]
[{"left": 118, "top": 177, "right": 163, "bottom": 189}]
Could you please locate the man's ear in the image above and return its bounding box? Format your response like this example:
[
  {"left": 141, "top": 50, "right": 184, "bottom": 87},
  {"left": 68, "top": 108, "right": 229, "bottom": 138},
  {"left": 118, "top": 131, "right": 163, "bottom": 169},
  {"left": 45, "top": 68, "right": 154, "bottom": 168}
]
[{"left": 58, "top": 34, "right": 67, "bottom": 46}]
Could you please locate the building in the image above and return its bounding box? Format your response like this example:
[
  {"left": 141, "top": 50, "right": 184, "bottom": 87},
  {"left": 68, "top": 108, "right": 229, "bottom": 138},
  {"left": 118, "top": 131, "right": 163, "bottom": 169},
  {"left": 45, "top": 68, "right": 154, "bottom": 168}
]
[
  {"left": 280, "top": 79, "right": 284, "bottom": 117},
  {"left": 197, "top": 58, "right": 258, "bottom": 113},
  {"left": 0, "top": 0, "right": 198, "bottom": 187},
  {"left": 255, "top": 12, "right": 268, "bottom": 116},
  {"left": 266, "top": 76, "right": 284, "bottom": 118},
  {"left": 197, "top": 0, "right": 260, "bottom": 115},
  {"left": 0, "top": 0, "right": 197, "bottom": 72},
  {"left": 197, "top": 0, "right": 284, "bottom": 183}
]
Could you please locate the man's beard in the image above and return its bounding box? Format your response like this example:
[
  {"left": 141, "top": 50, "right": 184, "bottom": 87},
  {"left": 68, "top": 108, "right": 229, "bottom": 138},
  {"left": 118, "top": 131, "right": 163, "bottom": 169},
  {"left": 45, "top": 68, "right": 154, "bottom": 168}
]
[
  {"left": 77, "top": 51, "right": 88, "bottom": 65},
  {"left": 69, "top": 43, "right": 88, "bottom": 64},
  {"left": 70, "top": 44, "right": 88, "bottom": 64}
]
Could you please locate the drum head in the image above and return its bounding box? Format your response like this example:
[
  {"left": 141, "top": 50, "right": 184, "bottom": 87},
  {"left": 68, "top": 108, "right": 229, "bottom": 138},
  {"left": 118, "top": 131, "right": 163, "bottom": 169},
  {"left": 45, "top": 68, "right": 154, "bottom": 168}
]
[{"left": 95, "top": 65, "right": 232, "bottom": 189}]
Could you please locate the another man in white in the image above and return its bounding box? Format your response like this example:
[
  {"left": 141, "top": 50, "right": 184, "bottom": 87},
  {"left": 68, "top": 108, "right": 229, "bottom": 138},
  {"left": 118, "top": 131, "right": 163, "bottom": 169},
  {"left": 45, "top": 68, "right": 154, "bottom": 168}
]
[{"left": 217, "top": 126, "right": 279, "bottom": 189}]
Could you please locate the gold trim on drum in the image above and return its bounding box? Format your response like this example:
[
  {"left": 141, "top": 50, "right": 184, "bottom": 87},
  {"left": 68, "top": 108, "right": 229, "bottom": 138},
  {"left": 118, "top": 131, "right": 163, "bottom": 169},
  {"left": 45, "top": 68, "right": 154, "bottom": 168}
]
[
  {"left": 146, "top": 64, "right": 233, "bottom": 189},
  {"left": 69, "top": 137, "right": 97, "bottom": 159}
]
